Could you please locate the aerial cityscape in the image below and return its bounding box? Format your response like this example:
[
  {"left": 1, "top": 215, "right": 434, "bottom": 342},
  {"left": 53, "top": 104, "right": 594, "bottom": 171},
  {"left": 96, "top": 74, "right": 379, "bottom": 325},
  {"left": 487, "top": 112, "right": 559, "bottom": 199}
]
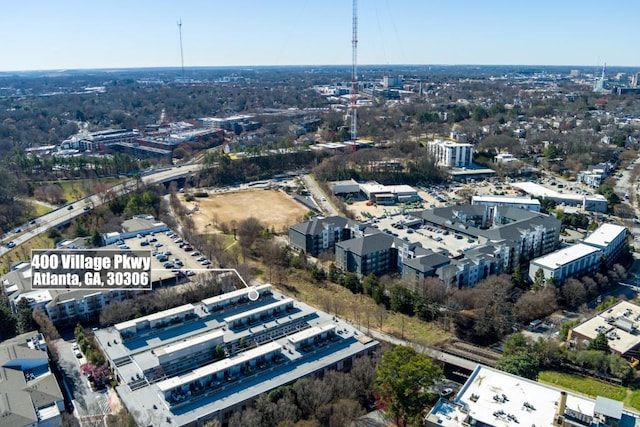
[{"left": 3, "top": 1, "right": 640, "bottom": 427}]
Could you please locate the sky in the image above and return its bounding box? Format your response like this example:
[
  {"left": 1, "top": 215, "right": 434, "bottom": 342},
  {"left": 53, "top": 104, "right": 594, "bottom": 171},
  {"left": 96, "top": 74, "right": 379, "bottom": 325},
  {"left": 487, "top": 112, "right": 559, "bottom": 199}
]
[{"left": 1, "top": 0, "right": 639, "bottom": 72}]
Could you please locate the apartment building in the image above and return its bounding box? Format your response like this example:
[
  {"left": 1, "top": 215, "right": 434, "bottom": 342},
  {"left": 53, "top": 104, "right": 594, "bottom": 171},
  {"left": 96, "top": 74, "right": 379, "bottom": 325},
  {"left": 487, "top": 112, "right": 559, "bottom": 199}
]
[
  {"left": 427, "top": 139, "right": 474, "bottom": 168},
  {"left": 528, "top": 243, "right": 602, "bottom": 285},
  {"left": 582, "top": 223, "right": 627, "bottom": 266},
  {"left": 94, "top": 284, "right": 378, "bottom": 426},
  {"left": 290, "top": 205, "right": 559, "bottom": 286},
  {"left": 528, "top": 223, "right": 628, "bottom": 284},
  {"left": 0, "top": 332, "right": 64, "bottom": 427},
  {"left": 288, "top": 216, "right": 360, "bottom": 256}
]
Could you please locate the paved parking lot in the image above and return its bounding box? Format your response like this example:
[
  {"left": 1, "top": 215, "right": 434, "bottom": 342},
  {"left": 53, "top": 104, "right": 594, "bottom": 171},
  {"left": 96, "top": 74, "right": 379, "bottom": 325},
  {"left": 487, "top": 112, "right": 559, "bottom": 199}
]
[
  {"left": 105, "top": 229, "right": 213, "bottom": 284},
  {"left": 373, "top": 214, "right": 481, "bottom": 256}
]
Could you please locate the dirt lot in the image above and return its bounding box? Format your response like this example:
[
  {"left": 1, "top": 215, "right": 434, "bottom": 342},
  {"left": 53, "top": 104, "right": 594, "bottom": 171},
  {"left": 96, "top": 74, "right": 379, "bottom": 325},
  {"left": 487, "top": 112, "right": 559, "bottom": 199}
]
[{"left": 185, "top": 189, "right": 309, "bottom": 233}]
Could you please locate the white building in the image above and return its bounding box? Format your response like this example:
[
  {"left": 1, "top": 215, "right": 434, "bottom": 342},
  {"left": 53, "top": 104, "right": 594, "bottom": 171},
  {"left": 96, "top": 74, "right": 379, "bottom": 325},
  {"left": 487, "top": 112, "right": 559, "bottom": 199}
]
[
  {"left": 472, "top": 195, "right": 540, "bottom": 212},
  {"left": 512, "top": 181, "right": 609, "bottom": 213},
  {"left": 570, "top": 300, "right": 640, "bottom": 356},
  {"left": 582, "top": 223, "right": 627, "bottom": 265},
  {"left": 426, "top": 365, "right": 637, "bottom": 427},
  {"left": 528, "top": 243, "right": 602, "bottom": 284},
  {"left": 428, "top": 139, "right": 474, "bottom": 168},
  {"left": 494, "top": 152, "right": 518, "bottom": 163}
]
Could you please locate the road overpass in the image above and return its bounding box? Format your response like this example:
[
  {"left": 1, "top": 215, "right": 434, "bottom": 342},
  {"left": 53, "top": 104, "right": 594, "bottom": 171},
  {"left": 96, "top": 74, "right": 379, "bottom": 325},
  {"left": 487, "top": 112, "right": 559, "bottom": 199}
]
[{"left": 0, "top": 165, "right": 201, "bottom": 257}]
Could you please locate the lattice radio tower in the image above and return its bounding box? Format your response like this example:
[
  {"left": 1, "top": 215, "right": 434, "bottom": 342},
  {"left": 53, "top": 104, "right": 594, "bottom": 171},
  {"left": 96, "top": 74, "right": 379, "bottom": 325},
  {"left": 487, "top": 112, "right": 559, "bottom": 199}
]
[{"left": 350, "top": 0, "right": 358, "bottom": 144}]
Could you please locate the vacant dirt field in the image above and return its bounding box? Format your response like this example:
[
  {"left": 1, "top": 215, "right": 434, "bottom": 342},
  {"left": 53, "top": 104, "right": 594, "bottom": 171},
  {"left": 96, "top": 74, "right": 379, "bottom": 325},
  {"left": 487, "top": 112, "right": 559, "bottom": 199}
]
[{"left": 185, "top": 189, "right": 309, "bottom": 233}]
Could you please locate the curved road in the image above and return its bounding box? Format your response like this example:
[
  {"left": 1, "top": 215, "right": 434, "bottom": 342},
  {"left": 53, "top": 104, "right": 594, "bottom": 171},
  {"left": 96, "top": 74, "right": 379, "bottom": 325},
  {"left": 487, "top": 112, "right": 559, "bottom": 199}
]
[{"left": 0, "top": 165, "right": 199, "bottom": 257}]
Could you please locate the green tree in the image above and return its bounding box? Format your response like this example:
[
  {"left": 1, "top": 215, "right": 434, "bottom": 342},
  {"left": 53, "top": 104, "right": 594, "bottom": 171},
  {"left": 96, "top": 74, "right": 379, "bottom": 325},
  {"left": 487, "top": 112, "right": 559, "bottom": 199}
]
[
  {"left": 496, "top": 333, "right": 541, "bottom": 379},
  {"left": 328, "top": 263, "right": 339, "bottom": 283},
  {"left": 375, "top": 346, "right": 442, "bottom": 426},
  {"left": 502, "top": 333, "right": 529, "bottom": 356},
  {"left": 15, "top": 299, "right": 36, "bottom": 334},
  {"left": 0, "top": 305, "right": 17, "bottom": 340},
  {"left": 362, "top": 273, "right": 378, "bottom": 296},
  {"left": 341, "top": 273, "right": 361, "bottom": 294},
  {"left": 533, "top": 268, "right": 546, "bottom": 289},
  {"left": 588, "top": 331, "right": 610, "bottom": 353},
  {"left": 511, "top": 264, "right": 524, "bottom": 286},
  {"left": 91, "top": 229, "right": 104, "bottom": 247},
  {"left": 543, "top": 144, "right": 558, "bottom": 160},
  {"left": 495, "top": 352, "right": 540, "bottom": 380}
]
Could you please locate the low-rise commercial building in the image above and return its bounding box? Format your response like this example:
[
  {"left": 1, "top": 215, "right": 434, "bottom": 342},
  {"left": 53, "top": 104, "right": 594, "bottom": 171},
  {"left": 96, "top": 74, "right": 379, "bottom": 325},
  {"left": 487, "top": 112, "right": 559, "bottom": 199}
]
[
  {"left": 425, "top": 365, "right": 637, "bottom": 427},
  {"left": 570, "top": 300, "right": 640, "bottom": 357},
  {"left": 472, "top": 195, "right": 541, "bottom": 212},
  {"left": 103, "top": 215, "right": 169, "bottom": 245},
  {"left": 94, "top": 284, "right": 378, "bottom": 426},
  {"left": 512, "top": 181, "right": 608, "bottom": 213}
]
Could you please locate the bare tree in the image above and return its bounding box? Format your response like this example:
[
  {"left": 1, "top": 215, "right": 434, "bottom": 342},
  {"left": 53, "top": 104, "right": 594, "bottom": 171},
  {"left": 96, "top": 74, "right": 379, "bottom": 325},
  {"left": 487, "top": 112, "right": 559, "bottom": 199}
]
[{"left": 562, "top": 279, "right": 588, "bottom": 309}]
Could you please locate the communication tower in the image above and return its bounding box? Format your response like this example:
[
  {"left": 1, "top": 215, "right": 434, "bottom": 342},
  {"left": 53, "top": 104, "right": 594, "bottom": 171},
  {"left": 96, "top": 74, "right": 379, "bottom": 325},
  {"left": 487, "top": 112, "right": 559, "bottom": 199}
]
[
  {"left": 177, "top": 18, "right": 185, "bottom": 78},
  {"left": 349, "top": 0, "right": 358, "bottom": 144}
]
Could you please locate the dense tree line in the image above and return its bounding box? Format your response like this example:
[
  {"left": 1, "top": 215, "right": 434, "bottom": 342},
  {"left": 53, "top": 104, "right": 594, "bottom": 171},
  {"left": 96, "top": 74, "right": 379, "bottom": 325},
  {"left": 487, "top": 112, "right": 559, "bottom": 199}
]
[
  {"left": 313, "top": 141, "right": 446, "bottom": 185},
  {"left": 496, "top": 332, "right": 634, "bottom": 384},
  {"left": 199, "top": 150, "right": 327, "bottom": 188}
]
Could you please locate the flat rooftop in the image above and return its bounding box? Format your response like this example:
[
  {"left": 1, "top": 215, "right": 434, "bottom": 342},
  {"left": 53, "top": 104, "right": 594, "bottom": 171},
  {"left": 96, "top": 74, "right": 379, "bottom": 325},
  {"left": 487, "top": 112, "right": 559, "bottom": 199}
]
[
  {"left": 472, "top": 195, "right": 540, "bottom": 206},
  {"left": 426, "top": 365, "right": 640, "bottom": 427},
  {"left": 571, "top": 300, "right": 640, "bottom": 355},
  {"left": 531, "top": 243, "right": 600, "bottom": 270},
  {"left": 94, "top": 287, "right": 378, "bottom": 426},
  {"left": 583, "top": 223, "right": 627, "bottom": 248},
  {"left": 512, "top": 181, "right": 607, "bottom": 203}
]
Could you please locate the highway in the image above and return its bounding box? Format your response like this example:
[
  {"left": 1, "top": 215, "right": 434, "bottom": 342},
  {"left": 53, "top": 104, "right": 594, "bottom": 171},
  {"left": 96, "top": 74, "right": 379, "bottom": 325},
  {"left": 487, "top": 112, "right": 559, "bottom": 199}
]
[{"left": 0, "top": 165, "right": 199, "bottom": 257}]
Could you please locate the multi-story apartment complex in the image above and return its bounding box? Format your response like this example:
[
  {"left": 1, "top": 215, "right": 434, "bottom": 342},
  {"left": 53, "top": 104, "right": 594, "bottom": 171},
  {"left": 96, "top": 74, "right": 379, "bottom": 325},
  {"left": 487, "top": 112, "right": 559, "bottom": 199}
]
[
  {"left": 582, "top": 223, "right": 627, "bottom": 266},
  {"left": 418, "top": 205, "right": 561, "bottom": 272},
  {"left": 0, "top": 332, "right": 64, "bottom": 427},
  {"left": 290, "top": 205, "right": 560, "bottom": 287},
  {"left": 528, "top": 223, "right": 628, "bottom": 285},
  {"left": 95, "top": 284, "right": 378, "bottom": 426},
  {"left": 528, "top": 243, "right": 602, "bottom": 285},
  {"left": 427, "top": 139, "right": 474, "bottom": 168},
  {"left": 288, "top": 216, "right": 360, "bottom": 256}
]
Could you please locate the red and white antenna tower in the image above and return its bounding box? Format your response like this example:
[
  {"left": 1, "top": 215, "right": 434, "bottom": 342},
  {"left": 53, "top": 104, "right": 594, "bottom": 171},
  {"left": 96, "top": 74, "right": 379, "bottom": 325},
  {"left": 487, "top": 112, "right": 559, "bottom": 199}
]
[{"left": 350, "top": 0, "right": 358, "bottom": 144}]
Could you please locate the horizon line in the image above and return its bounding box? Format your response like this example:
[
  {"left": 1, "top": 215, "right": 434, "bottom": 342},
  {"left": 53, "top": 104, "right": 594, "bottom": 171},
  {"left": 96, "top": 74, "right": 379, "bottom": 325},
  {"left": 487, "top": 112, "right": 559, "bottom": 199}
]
[{"left": 1, "top": 63, "right": 640, "bottom": 74}]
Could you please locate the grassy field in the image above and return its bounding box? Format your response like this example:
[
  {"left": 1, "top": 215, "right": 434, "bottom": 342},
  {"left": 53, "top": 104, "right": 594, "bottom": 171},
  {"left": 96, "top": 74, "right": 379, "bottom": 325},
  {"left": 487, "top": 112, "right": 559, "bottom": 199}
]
[
  {"left": 186, "top": 189, "right": 309, "bottom": 234},
  {"left": 30, "top": 202, "right": 53, "bottom": 217},
  {"left": 538, "top": 371, "right": 640, "bottom": 410},
  {"left": 33, "top": 177, "right": 124, "bottom": 204},
  {"left": 248, "top": 261, "right": 452, "bottom": 346},
  {"left": 0, "top": 234, "right": 55, "bottom": 274}
]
